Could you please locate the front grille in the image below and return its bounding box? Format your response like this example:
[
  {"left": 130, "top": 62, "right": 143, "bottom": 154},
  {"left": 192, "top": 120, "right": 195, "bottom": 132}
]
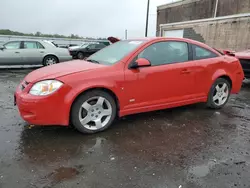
[{"left": 20, "top": 80, "right": 29, "bottom": 91}]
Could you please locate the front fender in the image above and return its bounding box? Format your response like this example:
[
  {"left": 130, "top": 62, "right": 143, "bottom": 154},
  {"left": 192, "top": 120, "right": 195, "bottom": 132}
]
[
  {"left": 65, "top": 82, "right": 121, "bottom": 105},
  {"left": 62, "top": 80, "right": 123, "bottom": 124}
]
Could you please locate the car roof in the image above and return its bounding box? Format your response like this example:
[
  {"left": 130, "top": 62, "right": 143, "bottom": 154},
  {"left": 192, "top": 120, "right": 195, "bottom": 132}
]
[
  {"left": 123, "top": 37, "right": 201, "bottom": 44},
  {"left": 127, "top": 37, "right": 203, "bottom": 44},
  {"left": 124, "top": 37, "right": 220, "bottom": 56},
  {"left": 4, "top": 39, "right": 45, "bottom": 43}
]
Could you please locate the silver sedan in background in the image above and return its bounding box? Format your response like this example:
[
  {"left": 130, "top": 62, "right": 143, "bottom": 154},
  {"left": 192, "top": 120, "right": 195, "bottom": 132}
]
[{"left": 0, "top": 40, "right": 72, "bottom": 66}]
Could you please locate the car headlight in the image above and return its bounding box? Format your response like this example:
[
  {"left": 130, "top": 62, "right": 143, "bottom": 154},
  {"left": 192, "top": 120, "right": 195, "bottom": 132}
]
[{"left": 29, "top": 80, "right": 63, "bottom": 96}]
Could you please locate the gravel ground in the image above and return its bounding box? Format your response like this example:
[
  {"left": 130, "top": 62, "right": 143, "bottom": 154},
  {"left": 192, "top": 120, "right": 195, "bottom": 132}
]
[{"left": 0, "top": 68, "right": 250, "bottom": 188}]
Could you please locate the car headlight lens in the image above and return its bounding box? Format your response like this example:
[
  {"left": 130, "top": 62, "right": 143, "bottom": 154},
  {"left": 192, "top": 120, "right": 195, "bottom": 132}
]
[{"left": 29, "top": 80, "right": 63, "bottom": 96}]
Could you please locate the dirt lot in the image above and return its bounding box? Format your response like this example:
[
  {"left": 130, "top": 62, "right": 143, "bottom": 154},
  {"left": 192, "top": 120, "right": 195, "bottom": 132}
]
[{"left": 0, "top": 69, "right": 250, "bottom": 188}]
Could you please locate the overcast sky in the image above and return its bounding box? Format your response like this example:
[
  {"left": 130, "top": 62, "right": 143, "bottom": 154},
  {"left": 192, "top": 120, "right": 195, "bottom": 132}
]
[{"left": 0, "top": 0, "right": 176, "bottom": 39}]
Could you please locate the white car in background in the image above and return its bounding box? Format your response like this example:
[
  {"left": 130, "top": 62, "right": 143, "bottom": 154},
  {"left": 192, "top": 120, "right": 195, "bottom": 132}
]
[{"left": 0, "top": 40, "right": 72, "bottom": 66}]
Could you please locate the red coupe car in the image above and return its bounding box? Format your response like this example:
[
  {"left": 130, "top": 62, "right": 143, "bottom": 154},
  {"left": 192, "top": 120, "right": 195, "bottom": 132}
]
[{"left": 15, "top": 37, "right": 244, "bottom": 134}]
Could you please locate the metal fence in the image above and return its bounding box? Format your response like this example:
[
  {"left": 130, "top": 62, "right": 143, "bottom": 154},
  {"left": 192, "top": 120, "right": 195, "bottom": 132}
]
[{"left": 0, "top": 35, "right": 109, "bottom": 46}]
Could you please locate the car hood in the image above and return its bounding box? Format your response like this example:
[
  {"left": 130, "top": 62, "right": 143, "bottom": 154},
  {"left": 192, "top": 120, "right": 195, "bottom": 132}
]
[
  {"left": 25, "top": 60, "right": 105, "bottom": 83},
  {"left": 235, "top": 50, "right": 250, "bottom": 59}
]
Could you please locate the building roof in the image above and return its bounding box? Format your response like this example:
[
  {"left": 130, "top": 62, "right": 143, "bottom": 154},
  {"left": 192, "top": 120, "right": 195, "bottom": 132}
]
[{"left": 157, "top": 0, "right": 200, "bottom": 10}]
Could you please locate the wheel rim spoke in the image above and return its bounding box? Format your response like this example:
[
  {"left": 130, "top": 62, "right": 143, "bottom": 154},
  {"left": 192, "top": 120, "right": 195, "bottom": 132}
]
[
  {"left": 80, "top": 115, "right": 91, "bottom": 125},
  {"left": 82, "top": 102, "right": 91, "bottom": 111},
  {"left": 216, "top": 85, "right": 220, "bottom": 92},
  {"left": 222, "top": 83, "right": 227, "bottom": 91},
  {"left": 213, "top": 94, "right": 219, "bottom": 101},
  {"left": 218, "top": 97, "right": 223, "bottom": 105},
  {"left": 102, "top": 109, "right": 112, "bottom": 116},
  {"left": 94, "top": 119, "right": 102, "bottom": 129},
  {"left": 96, "top": 97, "right": 105, "bottom": 106}
]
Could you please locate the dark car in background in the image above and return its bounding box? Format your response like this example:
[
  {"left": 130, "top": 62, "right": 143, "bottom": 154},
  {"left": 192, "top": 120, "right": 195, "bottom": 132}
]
[
  {"left": 235, "top": 50, "right": 250, "bottom": 78},
  {"left": 69, "top": 42, "right": 109, "bottom": 59}
]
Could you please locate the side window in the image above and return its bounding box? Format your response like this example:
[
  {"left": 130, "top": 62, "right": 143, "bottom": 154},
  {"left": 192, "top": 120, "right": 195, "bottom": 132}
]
[
  {"left": 36, "top": 42, "right": 44, "bottom": 49},
  {"left": 102, "top": 42, "right": 110, "bottom": 46},
  {"left": 24, "top": 41, "right": 38, "bottom": 49},
  {"left": 88, "top": 44, "right": 96, "bottom": 50},
  {"left": 192, "top": 45, "right": 218, "bottom": 60},
  {"left": 4, "top": 42, "right": 21, "bottom": 49},
  {"left": 138, "top": 41, "right": 189, "bottom": 66},
  {"left": 96, "top": 44, "right": 105, "bottom": 49}
]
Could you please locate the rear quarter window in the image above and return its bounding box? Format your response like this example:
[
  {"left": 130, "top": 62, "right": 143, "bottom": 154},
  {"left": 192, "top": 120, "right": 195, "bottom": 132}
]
[{"left": 192, "top": 45, "right": 218, "bottom": 60}]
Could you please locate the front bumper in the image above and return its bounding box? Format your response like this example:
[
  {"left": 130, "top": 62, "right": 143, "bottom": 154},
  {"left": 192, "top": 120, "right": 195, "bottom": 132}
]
[
  {"left": 69, "top": 51, "right": 77, "bottom": 57},
  {"left": 15, "top": 81, "right": 72, "bottom": 126}
]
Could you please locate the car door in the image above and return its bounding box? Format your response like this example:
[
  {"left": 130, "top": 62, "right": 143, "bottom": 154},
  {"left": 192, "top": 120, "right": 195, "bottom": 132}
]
[
  {"left": 96, "top": 43, "right": 106, "bottom": 51},
  {"left": 0, "top": 41, "right": 23, "bottom": 65},
  {"left": 86, "top": 44, "right": 98, "bottom": 56},
  {"left": 190, "top": 44, "right": 222, "bottom": 97},
  {"left": 21, "top": 41, "right": 44, "bottom": 64},
  {"left": 123, "top": 41, "right": 198, "bottom": 110}
]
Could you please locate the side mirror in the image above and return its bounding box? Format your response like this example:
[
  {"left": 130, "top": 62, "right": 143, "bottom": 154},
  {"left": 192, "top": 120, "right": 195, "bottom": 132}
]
[
  {"left": 129, "top": 58, "right": 151, "bottom": 69},
  {"left": 0, "top": 45, "right": 5, "bottom": 50}
]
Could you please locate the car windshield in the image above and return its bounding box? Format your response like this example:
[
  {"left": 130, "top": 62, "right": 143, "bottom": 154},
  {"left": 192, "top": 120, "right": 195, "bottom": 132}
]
[{"left": 86, "top": 40, "right": 145, "bottom": 65}]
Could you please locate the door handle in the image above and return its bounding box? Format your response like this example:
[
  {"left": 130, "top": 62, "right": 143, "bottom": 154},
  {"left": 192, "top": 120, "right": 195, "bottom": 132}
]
[
  {"left": 181, "top": 69, "right": 191, "bottom": 74},
  {"left": 40, "top": 51, "right": 44, "bottom": 53},
  {"left": 15, "top": 52, "right": 20, "bottom": 54}
]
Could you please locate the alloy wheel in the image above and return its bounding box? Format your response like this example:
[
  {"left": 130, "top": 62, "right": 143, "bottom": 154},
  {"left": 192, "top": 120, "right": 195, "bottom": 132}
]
[
  {"left": 78, "top": 96, "right": 112, "bottom": 130},
  {"left": 78, "top": 53, "right": 84, "bottom": 60},
  {"left": 45, "top": 57, "right": 57, "bottom": 66},
  {"left": 213, "top": 83, "right": 229, "bottom": 106}
]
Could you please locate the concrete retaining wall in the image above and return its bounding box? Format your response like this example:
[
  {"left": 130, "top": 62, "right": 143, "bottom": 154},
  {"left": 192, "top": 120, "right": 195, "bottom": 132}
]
[{"left": 160, "top": 15, "right": 250, "bottom": 51}]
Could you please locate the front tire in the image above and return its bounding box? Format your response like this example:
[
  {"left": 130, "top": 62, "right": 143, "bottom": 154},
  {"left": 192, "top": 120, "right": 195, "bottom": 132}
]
[
  {"left": 77, "top": 52, "right": 84, "bottom": 60},
  {"left": 206, "top": 78, "right": 231, "bottom": 109},
  {"left": 71, "top": 90, "right": 117, "bottom": 134}
]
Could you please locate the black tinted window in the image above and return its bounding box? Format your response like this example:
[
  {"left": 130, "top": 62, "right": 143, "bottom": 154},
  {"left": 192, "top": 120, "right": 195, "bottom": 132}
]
[
  {"left": 193, "top": 45, "right": 218, "bottom": 60},
  {"left": 88, "top": 44, "right": 96, "bottom": 49},
  {"left": 138, "top": 41, "right": 189, "bottom": 66},
  {"left": 96, "top": 44, "right": 106, "bottom": 49}
]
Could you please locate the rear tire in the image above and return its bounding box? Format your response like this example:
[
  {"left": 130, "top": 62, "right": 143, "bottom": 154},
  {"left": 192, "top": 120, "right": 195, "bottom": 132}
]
[
  {"left": 71, "top": 90, "right": 117, "bottom": 134},
  {"left": 206, "top": 78, "right": 231, "bottom": 109},
  {"left": 43, "top": 55, "right": 58, "bottom": 66}
]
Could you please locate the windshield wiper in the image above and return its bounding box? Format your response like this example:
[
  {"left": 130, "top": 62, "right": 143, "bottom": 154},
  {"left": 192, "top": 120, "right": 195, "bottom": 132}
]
[{"left": 87, "top": 59, "right": 100, "bottom": 64}]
